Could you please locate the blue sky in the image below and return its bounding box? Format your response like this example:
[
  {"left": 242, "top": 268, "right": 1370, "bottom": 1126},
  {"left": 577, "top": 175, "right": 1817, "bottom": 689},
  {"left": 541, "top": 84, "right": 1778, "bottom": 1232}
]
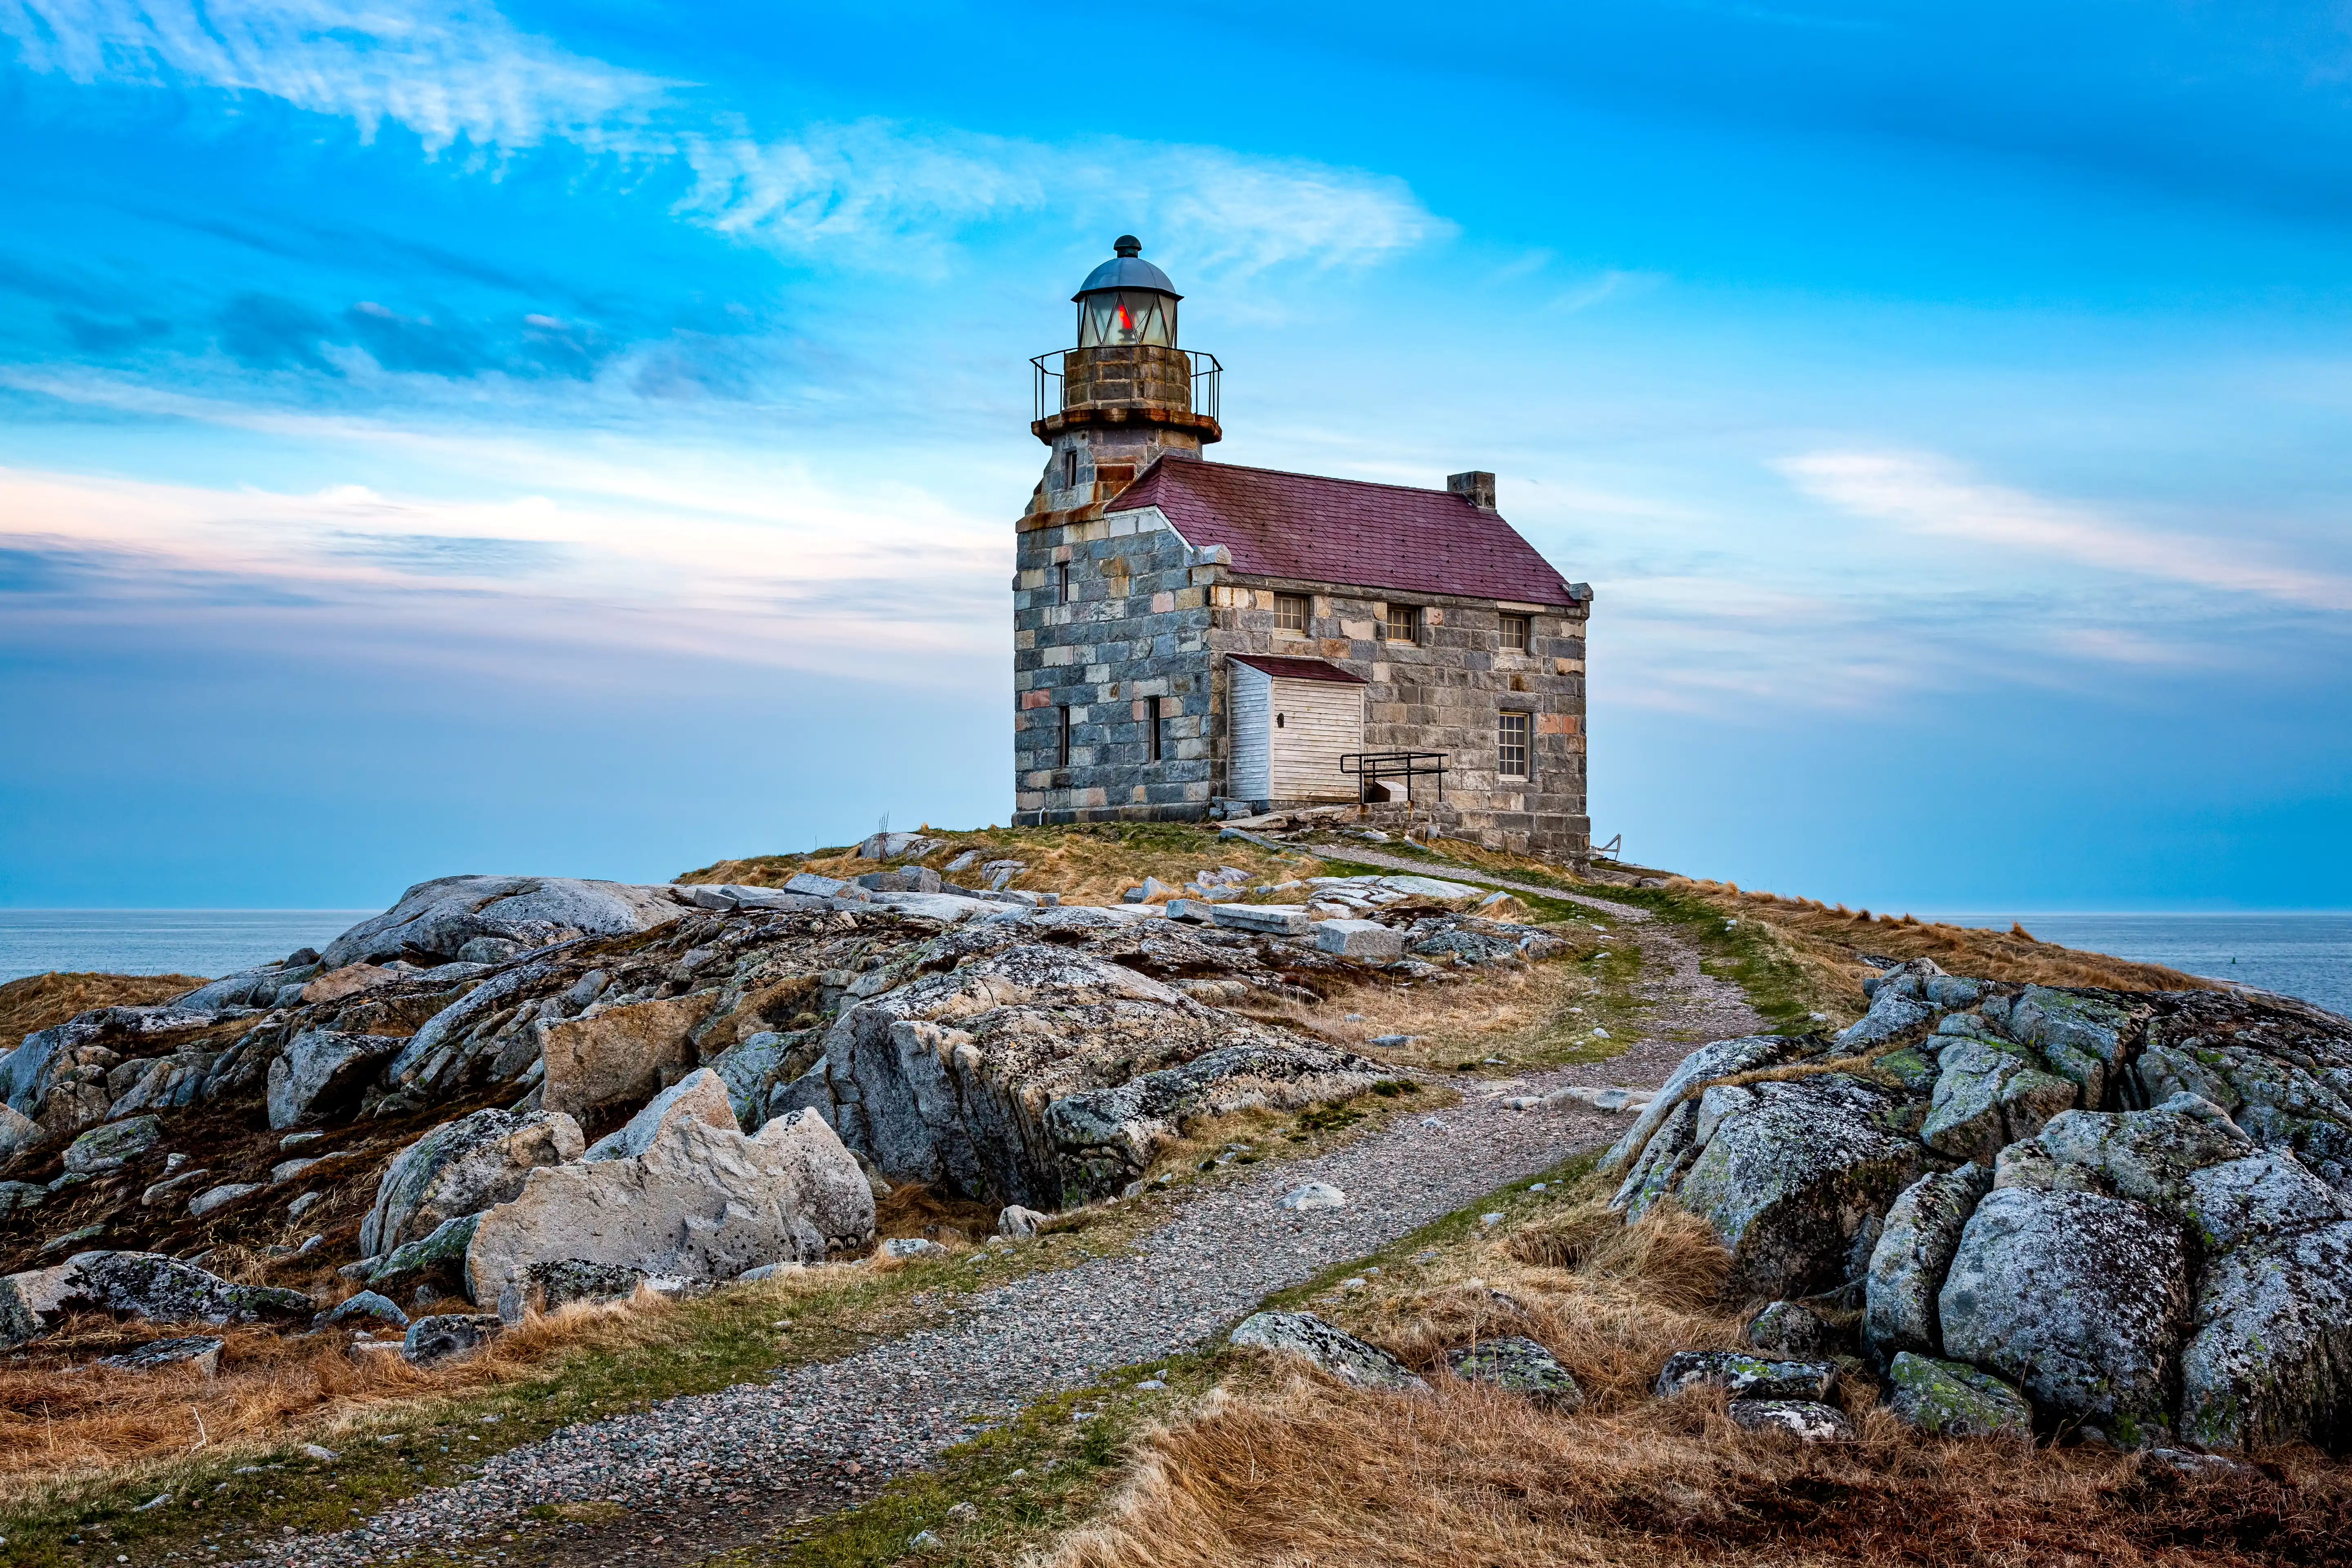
[{"left": 3, "top": 1, "right": 2350, "bottom": 913}]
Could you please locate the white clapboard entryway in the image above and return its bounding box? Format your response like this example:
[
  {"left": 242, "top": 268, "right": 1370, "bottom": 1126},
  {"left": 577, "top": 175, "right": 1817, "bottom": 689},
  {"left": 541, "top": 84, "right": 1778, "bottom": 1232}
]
[{"left": 1228, "top": 655, "right": 1367, "bottom": 803}]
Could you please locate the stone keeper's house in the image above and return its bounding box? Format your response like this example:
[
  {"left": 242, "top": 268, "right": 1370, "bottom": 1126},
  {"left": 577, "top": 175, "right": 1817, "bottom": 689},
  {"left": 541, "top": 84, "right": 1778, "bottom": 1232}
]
[{"left": 1011, "top": 238, "right": 1594, "bottom": 859}]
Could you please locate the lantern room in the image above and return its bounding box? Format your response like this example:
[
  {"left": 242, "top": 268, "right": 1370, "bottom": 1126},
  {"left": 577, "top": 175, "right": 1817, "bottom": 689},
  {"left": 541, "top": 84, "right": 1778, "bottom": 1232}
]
[{"left": 1074, "top": 236, "right": 1180, "bottom": 348}]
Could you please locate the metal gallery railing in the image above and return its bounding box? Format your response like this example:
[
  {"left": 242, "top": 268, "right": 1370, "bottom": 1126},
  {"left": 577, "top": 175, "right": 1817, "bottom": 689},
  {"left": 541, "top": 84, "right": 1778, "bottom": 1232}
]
[{"left": 1031, "top": 348, "right": 1222, "bottom": 424}]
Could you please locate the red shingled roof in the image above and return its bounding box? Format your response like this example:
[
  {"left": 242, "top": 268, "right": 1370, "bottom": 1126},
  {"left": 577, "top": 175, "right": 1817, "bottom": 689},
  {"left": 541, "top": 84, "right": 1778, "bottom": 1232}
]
[
  {"left": 1109, "top": 457, "right": 1581, "bottom": 606},
  {"left": 1229, "top": 654, "right": 1367, "bottom": 685}
]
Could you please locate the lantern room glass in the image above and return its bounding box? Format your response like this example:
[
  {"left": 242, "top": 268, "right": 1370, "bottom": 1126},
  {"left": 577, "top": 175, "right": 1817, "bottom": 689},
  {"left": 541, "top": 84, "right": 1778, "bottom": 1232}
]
[{"left": 1077, "top": 289, "right": 1177, "bottom": 348}]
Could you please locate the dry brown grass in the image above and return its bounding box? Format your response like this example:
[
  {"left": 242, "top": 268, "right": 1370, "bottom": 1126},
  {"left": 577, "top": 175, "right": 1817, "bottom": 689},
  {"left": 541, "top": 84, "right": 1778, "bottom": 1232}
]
[
  {"left": 1052, "top": 1194, "right": 2352, "bottom": 1568},
  {"left": 0, "top": 971, "right": 209, "bottom": 1054},
  {"left": 1241, "top": 958, "right": 1614, "bottom": 1073},
  {"left": 1663, "top": 880, "right": 2214, "bottom": 1012},
  {"left": 0, "top": 1294, "right": 659, "bottom": 1498}
]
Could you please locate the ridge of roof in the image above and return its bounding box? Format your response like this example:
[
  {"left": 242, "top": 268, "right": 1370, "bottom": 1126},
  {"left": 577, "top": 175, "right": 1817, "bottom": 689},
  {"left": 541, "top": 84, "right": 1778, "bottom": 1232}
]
[{"left": 1111, "top": 456, "right": 1582, "bottom": 608}]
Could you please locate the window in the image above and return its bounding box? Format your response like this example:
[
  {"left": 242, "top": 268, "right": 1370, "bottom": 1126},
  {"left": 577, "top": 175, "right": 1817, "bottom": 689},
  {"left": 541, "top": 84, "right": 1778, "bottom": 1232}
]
[
  {"left": 1383, "top": 603, "right": 1421, "bottom": 644},
  {"left": 1498, "top": 711, "right": 1530, "bottom": 779},
  {"left": 1500, "top": 614, "right": 1531, "bottom": 653},
  {"left": 1056, "top": 563, "right": 1071, "bottom": 605},
  {"left": 1147, "top": 695, "right": 1164, "bottom": 762},
  {"left": 1062, "top": 448, "right": 1077, "bottom": 490},
  {"left": 1273, "top": 593, "right": 1309, "bottom": 635},
  {"left": 1057, "top": 706, "right": 1072, "bottom": 769}
]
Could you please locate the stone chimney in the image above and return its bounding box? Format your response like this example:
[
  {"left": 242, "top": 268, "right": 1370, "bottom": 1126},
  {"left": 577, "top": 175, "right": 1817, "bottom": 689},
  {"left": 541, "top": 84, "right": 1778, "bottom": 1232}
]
[{"left": 1447, "top": 470, "right": 1497, "bottom": 511}]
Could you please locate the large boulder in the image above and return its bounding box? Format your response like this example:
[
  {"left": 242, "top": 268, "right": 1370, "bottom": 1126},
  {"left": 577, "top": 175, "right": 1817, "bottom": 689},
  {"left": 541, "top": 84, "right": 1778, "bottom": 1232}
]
[
  {"left": 540, "top": 993, "right": 717, "bottom": 1122},
  {"left": 777, "top": 944, "right": 1380, "bottom": 1209},
  {"left": 465, "top": 1093, "right": 874, "bottom": 1312},
  {"left": 2, "top": 1252, "right": 311, "bottom": 1345},
  {"left": 1985, "top": 986, "right": 2139, "bottom": 1106},
  {"left": 362, "top": 1107, "right": 587, "bottom": 1256},
  {"left": 321, "top": 875, "right": 688, "bottom": 969},
  {"left": 267, "top": 1028, "right": 405, "bottom": 1129},
  {"left": 1864, "top": 1163, "right": 1994, "bottom": 1367},
  {"left": 1938, "top": 1187, "right": 2193, "bottom": 1446},
  {"left": 2178, "top": 1219, "right": 2352, "bottom": 1452},
  {"left": 1667, "top": 1074, "right": 1924, "bottom": 1299},
  {"left": 62, "top": 1115, "right": 162, "bottom": 1174}
]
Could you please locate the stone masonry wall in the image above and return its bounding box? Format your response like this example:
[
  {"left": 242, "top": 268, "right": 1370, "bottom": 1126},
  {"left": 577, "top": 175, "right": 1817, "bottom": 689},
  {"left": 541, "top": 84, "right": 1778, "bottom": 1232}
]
[
  {"left": 1207, "top": 579, "right": 1590, "bottom": 857},
  {"left": 1011, "top": 509, "right": 1218, "bottom": 824}
]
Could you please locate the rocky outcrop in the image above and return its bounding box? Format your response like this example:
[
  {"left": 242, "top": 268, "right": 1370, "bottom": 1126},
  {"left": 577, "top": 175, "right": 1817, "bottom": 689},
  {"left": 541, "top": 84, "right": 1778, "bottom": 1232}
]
[
  {"left": 778, "top": 944, "right": 1381, "bottom": 1208},
  {"left": 581, "top": 1067, "right": 735, "bottom": 1162},
  {"left": 361, "top": 1107, "right": 587, "bottom": 1256},
  {"left": 1615, "top": 966, "right": 2352, "bottom": 1452},
  {"left": 321, "top": 875, "right": 689, "bottom": 969},
  {"left": 464, "top": 1092, "right": 873, "bottom": 1312}
]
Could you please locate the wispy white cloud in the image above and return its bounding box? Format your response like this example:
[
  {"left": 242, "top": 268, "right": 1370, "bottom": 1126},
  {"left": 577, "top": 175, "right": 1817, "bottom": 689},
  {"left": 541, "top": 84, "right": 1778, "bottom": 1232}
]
[
  {"left": 0, "top": 0, "right": 662, "bottom": 151},
  {"left": 0, "top": 459, "right": 1007, "bottom": 682},
  {"left": 2, "top": 2, "right": 1442, "bottom": 272},
  {"left": 1778, "top": 449, "right": 2352, "bottom": 612}
]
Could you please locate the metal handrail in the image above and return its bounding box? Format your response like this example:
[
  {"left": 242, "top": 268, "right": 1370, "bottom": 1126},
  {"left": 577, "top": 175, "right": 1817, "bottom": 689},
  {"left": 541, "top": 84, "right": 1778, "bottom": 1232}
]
[
  {"left": 1031, "top": 348, "right": 1222, "bottom": 423},
  {"left": 1340, "top": 751, "right": 1449, "bottom": 806}
]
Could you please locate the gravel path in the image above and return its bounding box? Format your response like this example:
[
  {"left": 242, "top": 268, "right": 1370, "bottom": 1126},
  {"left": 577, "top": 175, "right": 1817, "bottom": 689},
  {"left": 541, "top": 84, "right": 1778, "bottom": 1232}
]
[{"left": 248, "top": 882, "right": 1760, "bottom": 1568}]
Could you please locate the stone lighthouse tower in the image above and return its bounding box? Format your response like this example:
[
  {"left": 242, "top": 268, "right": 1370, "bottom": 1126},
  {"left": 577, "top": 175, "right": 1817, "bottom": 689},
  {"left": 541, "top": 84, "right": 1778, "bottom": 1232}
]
[{"left": 1024, "top": 236, "right": 1221, "bottom": 517}]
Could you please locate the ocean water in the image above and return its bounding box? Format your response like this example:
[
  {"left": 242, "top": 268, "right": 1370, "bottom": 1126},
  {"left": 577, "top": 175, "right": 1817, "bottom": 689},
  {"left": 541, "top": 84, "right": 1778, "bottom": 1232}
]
[
  {"left": 1933, "top": 912, "right": 2352, "bottom": 1019},
  {"left": 0, "top": 910, "right": 375, "bottom": 985}
]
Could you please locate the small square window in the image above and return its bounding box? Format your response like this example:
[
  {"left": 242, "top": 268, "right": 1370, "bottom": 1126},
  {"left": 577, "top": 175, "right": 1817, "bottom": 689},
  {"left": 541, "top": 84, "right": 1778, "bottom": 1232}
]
[
  {"left": 1383, "top": 603, "right": 1420, "bottom": 644},
  {"left": 1498, "top": 710, "right": 1530, "bottom": 779},
  {"left": 1500, "top": 614, "right": 1530, "bottom": 653},
  {"left": 1273, "top": 593, "right": 1309, "bottom": 634}
]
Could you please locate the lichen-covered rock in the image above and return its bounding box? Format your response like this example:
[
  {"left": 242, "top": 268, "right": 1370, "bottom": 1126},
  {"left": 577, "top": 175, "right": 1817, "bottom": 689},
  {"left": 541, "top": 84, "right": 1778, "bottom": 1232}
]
[
  {"left": 779, "top": 945, "right": 1378, "bottom": 1209},
  {"left": 1654, "top": 1350, "right": 1839, "bottom": 1403},
  {"left": 105, "top": 1051, "right": 219, "bottom": 1118},
  {"left": 363, "top": 1213, "right": 480, "bottom": 1291},
  {"left": 267, "top": 1028, "right": 405, "bottom": 1129},
  {"left": 1884, "top": 1352, "right": 2032, "bottom": 1438},
  {"left": 6, "top": 1252, "right": 311, "bottom": 1341},
  {"left": 1939, "top": 1187, "right": 2192, "bottom": 1446},
  {"left": 1746, "top": 1300, "right": 1845, "bottom": 1359},
  {"left": 1864, "top": 1163, "right": 1994, "bottom": 1366},
  {"left": 361, "top": 1108, "right": 586, "bottom": 1256},
  {"left": 317, "top": 1291, "right": 408, "bottom": 1331},
  {"left": 1919, "top": 1039, "right": 2079, "bottom": 1161},
  {"left": 98, "top": 1335, "right": 225, "bottom": 1376},
  {"left": 1612, "top": 1099, "right": 1701, "bottom": 1223},
  {"left": 1447, "top": 1336, "right": 1583, "bottom": 1410},
  {"left": 62, "top": 1115, "right": 162, "bottom": 1175},
  {"left": 1602, "top": 1035, "right": 1802, "bottom": 1181},
  {"left": 1837, "top": 985, "right": 1935, "bottom": 1050},
  {"left": 2179, "top": 1152, "right": 2346, "bottom": 1252},
  {"left": 402, "top": 1312, "right": 501, "bottom": 1368},
  {"left": 1727, "top": 1400, "right": 1854, "bottom": 1441},
  {"left": 1229, "top": 1311, "right": 1425, "bottom": 1391},
  {"left": 1988, "top": 987, "right": 2139, "bottom": 1106},
  {"left": 497, "top": 1259, "right": 652, "bottom": 1322},
  {"left": 321, "top": 875, "right": 687, "bottom": 969},
  {"left": 539, "top": 993, "right": 717, "bottom": 1123},
  {"left": 1669, "top": 1074, "right": 1923, "bottom": 1298},
  {"left": 2033, "top": 1097, "right": 2254, "bottom": 1209},
  {"left": 465, "top": 1095, "right": 873, "bottom": 1309},
  {"left": 2177, "top": 1219, "right": 2352, "bottom": 1453}
]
